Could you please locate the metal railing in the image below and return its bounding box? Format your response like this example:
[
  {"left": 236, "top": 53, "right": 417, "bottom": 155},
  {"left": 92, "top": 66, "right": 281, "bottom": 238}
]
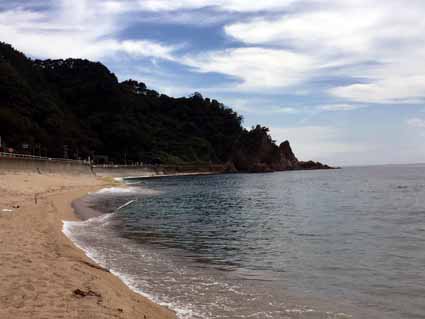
[
  {"left": 92, "top": 163, "right": 145, "bottom": 168},
  {"left": 0, "top": 152, "right": 89, "bottom": 164},
  {"left": 0, "top": 152, "right": 225, "bottom": 169}
]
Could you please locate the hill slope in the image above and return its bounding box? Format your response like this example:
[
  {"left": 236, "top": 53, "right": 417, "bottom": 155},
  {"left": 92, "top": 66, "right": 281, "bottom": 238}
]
[{"left": 0, "top": 42, "right": 330, "bottom": 171}]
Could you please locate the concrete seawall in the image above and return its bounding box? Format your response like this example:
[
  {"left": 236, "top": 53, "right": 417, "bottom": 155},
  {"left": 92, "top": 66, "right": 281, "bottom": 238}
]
[
  {"left": 93, "top": 164, "right": 226, "bottom": 178},
  {"left": 0, "top": 157, "right": 226, "bottom": 177},
  {"left": 0, "top": 157, "right": 93, "bottom": 175}
]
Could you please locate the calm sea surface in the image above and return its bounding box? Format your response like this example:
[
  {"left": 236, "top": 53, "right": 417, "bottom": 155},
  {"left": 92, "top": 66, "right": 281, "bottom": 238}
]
[{"left": 64, "top": 166, "right": 425, "bottom": 319}]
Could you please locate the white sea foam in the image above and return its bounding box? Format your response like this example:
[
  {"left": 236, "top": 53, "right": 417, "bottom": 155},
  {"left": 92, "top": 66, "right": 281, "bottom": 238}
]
[
  {"left": 95, "top": 187, "right": 138, "bottom": 194},
  {"left": 62, "top": 216, "right": 344, "bottom": 319},
  {"left": 116, "top": 200, "right": 136, "bottom": 211},
  {"left": 92, "top": 187, "right": 160, "bottom": 196},
  {"left": 62, "top": 216, "right": 204, "bottom": 319},
  {"left": 108, "top": 268, "right": 205, "bottom": 319}
]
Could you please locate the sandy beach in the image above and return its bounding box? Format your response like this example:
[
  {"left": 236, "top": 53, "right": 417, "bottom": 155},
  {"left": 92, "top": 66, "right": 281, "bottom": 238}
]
[{"left": 0, "top": 173, "right": 176, "bottom": 319}]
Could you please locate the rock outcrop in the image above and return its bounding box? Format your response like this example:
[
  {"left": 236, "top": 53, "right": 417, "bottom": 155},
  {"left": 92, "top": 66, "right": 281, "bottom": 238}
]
[
  {"left": 277, "top": 140, "right": 299, "bottom": 170},
  {"left": 298, "top": 160, "right": 332, "bottom": 170},
  {"left": 231, "top": 125, "right": 333, "bottom": 173}
]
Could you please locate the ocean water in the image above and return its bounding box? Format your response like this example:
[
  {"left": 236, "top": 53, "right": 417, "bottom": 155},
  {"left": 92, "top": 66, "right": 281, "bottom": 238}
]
[{"left": 64, "top": 166, "right": 425, "bottom": 319}]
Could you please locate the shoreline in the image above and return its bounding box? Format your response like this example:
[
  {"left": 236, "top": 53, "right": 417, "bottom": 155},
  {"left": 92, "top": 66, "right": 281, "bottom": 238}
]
[
  {"left": 0, "top": 173, "right": 176, "bottom": 319},
  {"left": 112, "top": 171, "right": 221, "bottom": 183},
  {"left": 71, "top": 193, "right": 107, "bottom": 221},
  {"left": 65, "top": 182, "right": 213, "bottom": 319}
]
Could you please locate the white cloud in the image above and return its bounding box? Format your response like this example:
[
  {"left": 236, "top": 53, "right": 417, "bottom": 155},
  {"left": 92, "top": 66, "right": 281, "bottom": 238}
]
[
  {"left": 102, "top": 1, "right": 131, "bottom": 14},
  {"left": 119, "top": 40, "right": 177, "bottom": 60},
  {"left": 136, "top": 0, "right": 295, "bottom": 12},
  {"left": 223, "top": 0, "right": 425, "bottom": 103},
  {"left": 224, "top": 98, "right": 302, "bottom": 115},
  {"left": 329, "top": 77, "right": 425, "bottom": 104},
  {"left": 228, "top": 100, "right": 365, "bottom": 116},
  {"left": 225, "top": 8, "right": 383, "bottom": 54},
  {"left": 318, "top": 104, "right": 365, "bottom": 111},
  {"left": 0, "top": 3, "right": 176, "bottom": 61},
  {"left": 407, "top": 118, "right": 425, "bottom": 129},
  {"left": 184, "top": 47, "right": 316, "bottom": 91}
]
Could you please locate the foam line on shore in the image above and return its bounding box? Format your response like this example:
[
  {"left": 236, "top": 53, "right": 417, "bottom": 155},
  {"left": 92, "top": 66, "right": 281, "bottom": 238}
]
[
  {"left": 122, "top": 171, "right": 217, "bottom": 180},
  {"left": 95, "top": 187, "right": 138, "bottom": 194},
  {"left": 64, "top": 186, "right": 198, "bottom": 318},
  {"left": 117, "top": 199, "right": 136, "bottom": 211},
  {"left": 62, "top": 215, "right": 202, "bottom": 319},
  {"left": 93, "top": 186, "right": 161, "bottom": 196}
]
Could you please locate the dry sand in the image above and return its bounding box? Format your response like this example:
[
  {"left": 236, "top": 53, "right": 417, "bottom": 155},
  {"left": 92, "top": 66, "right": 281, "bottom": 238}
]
[{"left": 0, "top": 173, "right": 176, "bottom": 319}]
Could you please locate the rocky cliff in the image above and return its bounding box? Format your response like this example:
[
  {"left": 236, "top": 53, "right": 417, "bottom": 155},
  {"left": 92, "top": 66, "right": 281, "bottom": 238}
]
[{"left": 231, "top": 125, "right": 332, "bottom": 173}]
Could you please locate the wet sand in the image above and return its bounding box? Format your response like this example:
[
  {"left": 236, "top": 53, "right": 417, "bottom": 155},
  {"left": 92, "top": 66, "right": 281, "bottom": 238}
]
[{"left": 0, "top": 173, "right": 176, "bottom": 319}]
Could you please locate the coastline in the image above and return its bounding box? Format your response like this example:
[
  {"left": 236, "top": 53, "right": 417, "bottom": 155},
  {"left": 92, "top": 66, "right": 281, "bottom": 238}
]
[{"left": 0, "top": 173, "right": 176, "bottom": 319}]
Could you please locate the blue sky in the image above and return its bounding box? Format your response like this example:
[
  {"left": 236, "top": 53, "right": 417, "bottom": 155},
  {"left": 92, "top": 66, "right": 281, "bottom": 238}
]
[{"left": 1, "top": 0, "right": 425, "bottom": 166}]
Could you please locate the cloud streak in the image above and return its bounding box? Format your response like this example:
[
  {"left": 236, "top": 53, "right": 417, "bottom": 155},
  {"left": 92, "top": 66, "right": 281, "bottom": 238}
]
[
  {"left": 407, "top": 118, "right": 425, "bottom": 129},
  {"left": 223, "top": 0, "right": 425, "bottom": 103},
  {"left": 135, "top": 0, "right": 296, "bottom": 12},
  {"left": 317, "top": 104, "right": 366, "bottom": 112},
  {"left": 0, "top": 2, "right": 177, "bottom": 60},
  {"left": 183, "top": 47, "right": 315, "bottom": 91}
]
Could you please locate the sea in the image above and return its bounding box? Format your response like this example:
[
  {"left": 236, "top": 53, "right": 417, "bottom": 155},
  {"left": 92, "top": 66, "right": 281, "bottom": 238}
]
[{"left": 63, "top": 165, "right": 425, "bottom": 319}]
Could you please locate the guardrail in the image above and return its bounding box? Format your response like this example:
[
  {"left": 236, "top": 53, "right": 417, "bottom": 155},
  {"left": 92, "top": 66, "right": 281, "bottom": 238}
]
[
  {"left": 92, "top": 163, "right": 213, "bottom": 169},
  {"left": 0, "top": 152, "right": 89, "bottom": 164},
  {"left": 92, "top": 163, "right": 146, "bottom": 168},
  {"left": 0, "top": 153, "right": 226, "bottom": 170}
]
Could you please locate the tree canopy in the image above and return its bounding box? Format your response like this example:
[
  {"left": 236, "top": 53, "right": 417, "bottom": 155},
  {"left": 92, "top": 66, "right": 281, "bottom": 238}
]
[
  {"left": 0, "top": 42, "right": 243, "bottom": 164},
  {"left": 0, "top": 42, "right": 331, "bottom": 172}
]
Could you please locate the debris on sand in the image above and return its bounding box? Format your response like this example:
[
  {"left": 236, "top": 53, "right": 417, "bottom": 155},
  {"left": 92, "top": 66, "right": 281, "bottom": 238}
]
[{"left": 73, "top": 288, "right": 102, "bottom": 298}]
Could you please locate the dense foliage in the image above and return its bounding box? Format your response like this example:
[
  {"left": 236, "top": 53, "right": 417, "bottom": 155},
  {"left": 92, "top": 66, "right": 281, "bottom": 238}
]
[
  {"left": 0, "top": 42, "right": 244, "bottom": 164},
  {"left": 0, "top": 42, "right": 332, "bottom": 171}
]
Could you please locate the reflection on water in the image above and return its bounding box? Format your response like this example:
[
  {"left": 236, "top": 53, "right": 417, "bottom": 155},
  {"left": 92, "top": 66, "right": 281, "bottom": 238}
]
[{"left": 67, "top": 166, "right": 425, "bottom": 319}]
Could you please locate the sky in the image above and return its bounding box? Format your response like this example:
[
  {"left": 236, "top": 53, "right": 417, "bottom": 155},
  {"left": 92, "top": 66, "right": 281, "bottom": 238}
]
[{"left": 1, "top": 0, "right": 425, "bottom": 166}]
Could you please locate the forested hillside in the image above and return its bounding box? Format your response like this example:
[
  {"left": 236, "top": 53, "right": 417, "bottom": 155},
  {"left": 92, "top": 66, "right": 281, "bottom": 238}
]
[{"left": 0, "top": 42, "right": 330, "bottom": 171}]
